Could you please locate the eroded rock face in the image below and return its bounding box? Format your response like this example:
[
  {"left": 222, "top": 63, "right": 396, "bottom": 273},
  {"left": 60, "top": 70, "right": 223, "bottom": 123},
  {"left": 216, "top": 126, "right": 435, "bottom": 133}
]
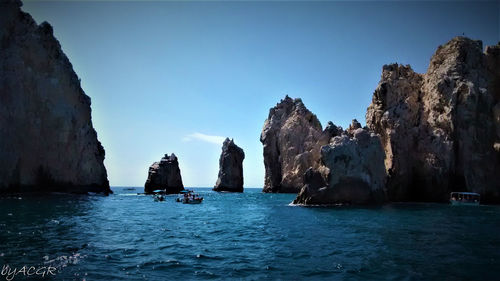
[
  {"left": 260, "top": 96, "right": 341, "bottom": 193},
  {"left": 145, "top": 154, "right": 184, "bottom": 194},
  {"left": 294, "top": 128, "right": 387, "bottom": 205},
  {"left": 0, "top": 0, "right": 110, "bottom": 193},
  {"left": 366, "top": 37, "right": 500, "bottom": 203},
  {"left": 214, "top": 138, "right": 245, "bottom": 192}
]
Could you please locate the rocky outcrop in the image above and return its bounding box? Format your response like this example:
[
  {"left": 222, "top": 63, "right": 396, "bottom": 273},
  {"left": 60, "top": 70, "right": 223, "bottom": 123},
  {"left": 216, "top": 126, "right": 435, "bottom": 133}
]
[
  {"left": 485, "top": 44, "right": 500, "bottom": 152},
  {"left": 346, "top": 119, "right": 362, "bottom": 136},
  {"left": 293, "top": 128, "right": 387, "bottom": 205},
  {"left": 366, "top": 37, "right": 500, "bottom": 203},
  {"left": 260, "top": 96, "right": 341, "bottom": 193},
  {"left": 0, "top": 0, "right": 110, "bottom": 194},
  {"left": 145, "top": 154, "right": 184, "bottom": 194},
  {"left": 213, "top": 138, "right": 245, "bottom": 192}
]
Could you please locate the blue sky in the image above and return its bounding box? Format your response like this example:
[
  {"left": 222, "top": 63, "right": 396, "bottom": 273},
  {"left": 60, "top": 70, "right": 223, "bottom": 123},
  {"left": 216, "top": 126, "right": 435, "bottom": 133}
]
[{"left": 22, "top": 1, "right": 499, "bottom": 188}]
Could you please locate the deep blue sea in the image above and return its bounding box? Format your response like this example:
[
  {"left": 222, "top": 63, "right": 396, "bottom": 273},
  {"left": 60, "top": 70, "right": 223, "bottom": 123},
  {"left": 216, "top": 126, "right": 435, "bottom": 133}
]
[{"left": 1, "top": 187, "right": 500, "bottom": 280}]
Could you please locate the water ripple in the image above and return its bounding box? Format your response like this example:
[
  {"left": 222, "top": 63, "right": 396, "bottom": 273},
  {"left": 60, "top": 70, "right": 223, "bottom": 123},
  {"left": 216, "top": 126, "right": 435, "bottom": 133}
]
[{"left": 0, "top": 188, "right": 499, "bottom": 280}]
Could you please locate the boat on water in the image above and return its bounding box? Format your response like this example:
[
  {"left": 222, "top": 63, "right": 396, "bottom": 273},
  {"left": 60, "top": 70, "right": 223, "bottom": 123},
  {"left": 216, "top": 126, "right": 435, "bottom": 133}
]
[
  {"left": 182, "top": 197, "right": 203, "bottom": 204},
  {"left": 153, "top": 194, "right": 165, "bottom": 202},
  {"left": 176, "top": 190, "right": 204, "bottom": 204},
  {"left": 450, "top": 192, "right": 480, "bottom": 206},
  {"left": 151, "top": 189, "right": 166, "bottom": 201}
]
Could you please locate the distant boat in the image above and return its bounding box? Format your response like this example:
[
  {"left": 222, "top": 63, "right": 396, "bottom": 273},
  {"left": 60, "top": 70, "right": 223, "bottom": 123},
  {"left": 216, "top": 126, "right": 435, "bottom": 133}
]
[
  {"left": 176, "top": 190, "right": 203, "bottom": 204},
  {"left": 183, "top": 197, "right": 203, "bottom": 204},
  {"left": 450, "top": 192, "right": 480, "bottom": 206},
  {"left": 153, "top": 194, "right": 165, "bottom": 202}
]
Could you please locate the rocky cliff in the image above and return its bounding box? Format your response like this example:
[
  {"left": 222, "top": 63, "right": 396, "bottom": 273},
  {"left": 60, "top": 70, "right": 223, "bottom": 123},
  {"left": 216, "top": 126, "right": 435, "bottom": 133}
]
[
  {"left": 293, "top": 128, "right": 387, "bottom": 205},
  {"left": 145, "top": 154, "right": 184, "bottom": 194},
  {"left": 260, "top": 96, "right": 341, "bottom": 193},
  {"left": 366, "top": 37, "right": 500, "bottom": 203},
  {"left": 0, "top": 0, "right": 110, "bottom": 194},
  {"left": 214, "top": 138, "right": 245, "bottom": 192}
]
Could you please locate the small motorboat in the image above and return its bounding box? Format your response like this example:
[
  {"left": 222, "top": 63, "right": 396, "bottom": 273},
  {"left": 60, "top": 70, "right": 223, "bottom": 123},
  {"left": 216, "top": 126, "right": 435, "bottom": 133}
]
[
  {"left": 153, "top": 194, "right": 165, "bottom": 202},
  {"left": 183, "top": 197, "right": 203, "bottom": 204},
  {"left": 450, "top": 192, "right": 480, "bottom": 206},
  {"left": 176, "top": 190, "right": 203, "bottom": 204}
]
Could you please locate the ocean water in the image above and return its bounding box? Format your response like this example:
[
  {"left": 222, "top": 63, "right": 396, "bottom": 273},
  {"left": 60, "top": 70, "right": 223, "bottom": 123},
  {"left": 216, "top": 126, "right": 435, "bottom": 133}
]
[{"left": 0, "top": 187, "right": 499, "bottom": 280}]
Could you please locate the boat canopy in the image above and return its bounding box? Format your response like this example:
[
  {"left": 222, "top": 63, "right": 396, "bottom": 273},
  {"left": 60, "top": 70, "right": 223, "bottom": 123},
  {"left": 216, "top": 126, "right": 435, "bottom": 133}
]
[{"left": 450, "top": 192, "right": 480, "bottom": 196}]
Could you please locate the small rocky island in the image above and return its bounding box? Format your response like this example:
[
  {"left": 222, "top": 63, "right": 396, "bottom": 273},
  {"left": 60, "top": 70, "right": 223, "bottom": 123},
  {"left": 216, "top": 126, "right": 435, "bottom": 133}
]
[
  {"left": 144, "top": 154, "right": 184, "bottom": 194},
  {"left": 0, "top": 0, "right": 110, "bottom": 194},
  {"left": 214, "top": 138, "right": 245, "bottom": 192}
]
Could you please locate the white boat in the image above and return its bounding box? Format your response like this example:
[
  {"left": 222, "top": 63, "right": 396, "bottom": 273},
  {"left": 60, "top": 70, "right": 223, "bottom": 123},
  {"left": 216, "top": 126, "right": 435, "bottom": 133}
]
[{"left": 450, "top": 192, "right": 480, "bottom": 206}]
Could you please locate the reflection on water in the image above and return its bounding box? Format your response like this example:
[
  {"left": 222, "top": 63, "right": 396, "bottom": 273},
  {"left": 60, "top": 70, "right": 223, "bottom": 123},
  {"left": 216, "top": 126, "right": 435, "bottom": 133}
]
[{"left": 1, "top": 188, "right": 499, "bottom": 280}]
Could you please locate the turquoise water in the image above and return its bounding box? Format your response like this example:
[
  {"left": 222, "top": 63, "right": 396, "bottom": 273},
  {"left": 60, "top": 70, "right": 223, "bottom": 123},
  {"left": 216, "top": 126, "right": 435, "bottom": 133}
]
[{"left": 1, "top": 187, "right": 499, "bottom": 280}]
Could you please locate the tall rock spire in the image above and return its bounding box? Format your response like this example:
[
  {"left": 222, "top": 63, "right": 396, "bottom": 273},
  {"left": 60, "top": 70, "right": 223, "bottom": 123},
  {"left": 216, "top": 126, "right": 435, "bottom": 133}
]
[{"left": 0, "top": 0, "right": 109, "bottom": 193}]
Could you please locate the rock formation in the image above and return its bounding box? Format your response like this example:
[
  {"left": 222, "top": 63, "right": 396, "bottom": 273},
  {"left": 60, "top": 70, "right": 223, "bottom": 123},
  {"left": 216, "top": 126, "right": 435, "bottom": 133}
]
[
  {"left": 0, "top": 0, "right": 110, "bottom": 194},
  {"left": 260, "top": 96, "right": 341, "bottom": 193},
  {"left": 346, "top": 119, "right": 362, "bottom": 136},
  {"left": 366, "top": 37, "right": 500, "bottom": 203},
  {"left": 144, "top": 154, "right": 184, "bottom": 194},
  {"left": 213, "top": 138, "right": 245, "bottom": 192},
  {"left": 293, "top": 128, "right": 387, "bottom": 205},
  {"left": 485, "top": 43, "right": 500, "bottom": 153}
]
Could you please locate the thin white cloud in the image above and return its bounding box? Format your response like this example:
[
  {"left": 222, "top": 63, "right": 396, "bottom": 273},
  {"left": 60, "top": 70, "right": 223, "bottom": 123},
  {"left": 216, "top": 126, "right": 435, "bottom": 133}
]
[{"left": 183, "top": 132, "right": 226, "bottom": 145}]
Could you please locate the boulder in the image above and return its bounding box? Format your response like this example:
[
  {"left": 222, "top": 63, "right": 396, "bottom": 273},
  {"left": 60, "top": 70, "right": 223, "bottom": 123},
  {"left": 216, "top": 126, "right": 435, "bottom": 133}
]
[
  {"left": 0, "top": 0, "right": 109, "bottom": 194},
  {"left": 293, "top": 128, "right": 387, "bottom": 205},
  {"left": 214, "top": 138, "right": 245, "bottom": 192},
  {"left": 260, "top": 95, "right": 341, "bottom": 193},
  {"left": 366, "top": 37, "right": 500, "bottom": 203},
  {"left": 144, "top": 154, "right": 184, "bottom": 194}
]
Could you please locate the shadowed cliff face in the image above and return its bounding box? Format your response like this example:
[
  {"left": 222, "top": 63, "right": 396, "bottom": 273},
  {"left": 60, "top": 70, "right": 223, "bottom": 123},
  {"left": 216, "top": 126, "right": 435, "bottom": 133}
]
[
  {"left": 366, "top": 37, "right": 500, "bottom": 203},
  {"left": 144, "top": 154, "right": 184, "bottom": 194},
  {"left": 0, "top": 0, "right": 110, "bottom": 193},
  {"left": 260, "top": 96, "right": 340, "bottom": 193},
  {"left": 214, "top": 138, "right": 245, "bottom": 192},
  {"left": 485, "top": 44, "right": 500, "bottom": 153}
]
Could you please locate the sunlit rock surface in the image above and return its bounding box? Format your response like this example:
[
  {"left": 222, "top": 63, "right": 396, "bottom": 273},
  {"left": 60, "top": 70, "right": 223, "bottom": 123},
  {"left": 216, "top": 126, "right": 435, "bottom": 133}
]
[
  {"left": 366, "top": 37, "right": 500, "bottom": 203},
  {"left": 0, "top": 0, "right": 110, "bottom": 194},
  {"left": 260, "top": 96, "right": 341, "bottom": 193},
  {"left": 294, "top": 128, "right": 387, "bottom": 205}
]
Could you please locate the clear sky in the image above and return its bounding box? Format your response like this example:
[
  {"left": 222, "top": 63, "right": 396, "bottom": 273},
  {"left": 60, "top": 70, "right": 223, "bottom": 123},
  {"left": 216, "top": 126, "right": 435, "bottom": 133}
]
[{"left": 22, "top": 1, "right": 499, "bottom": 188}]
